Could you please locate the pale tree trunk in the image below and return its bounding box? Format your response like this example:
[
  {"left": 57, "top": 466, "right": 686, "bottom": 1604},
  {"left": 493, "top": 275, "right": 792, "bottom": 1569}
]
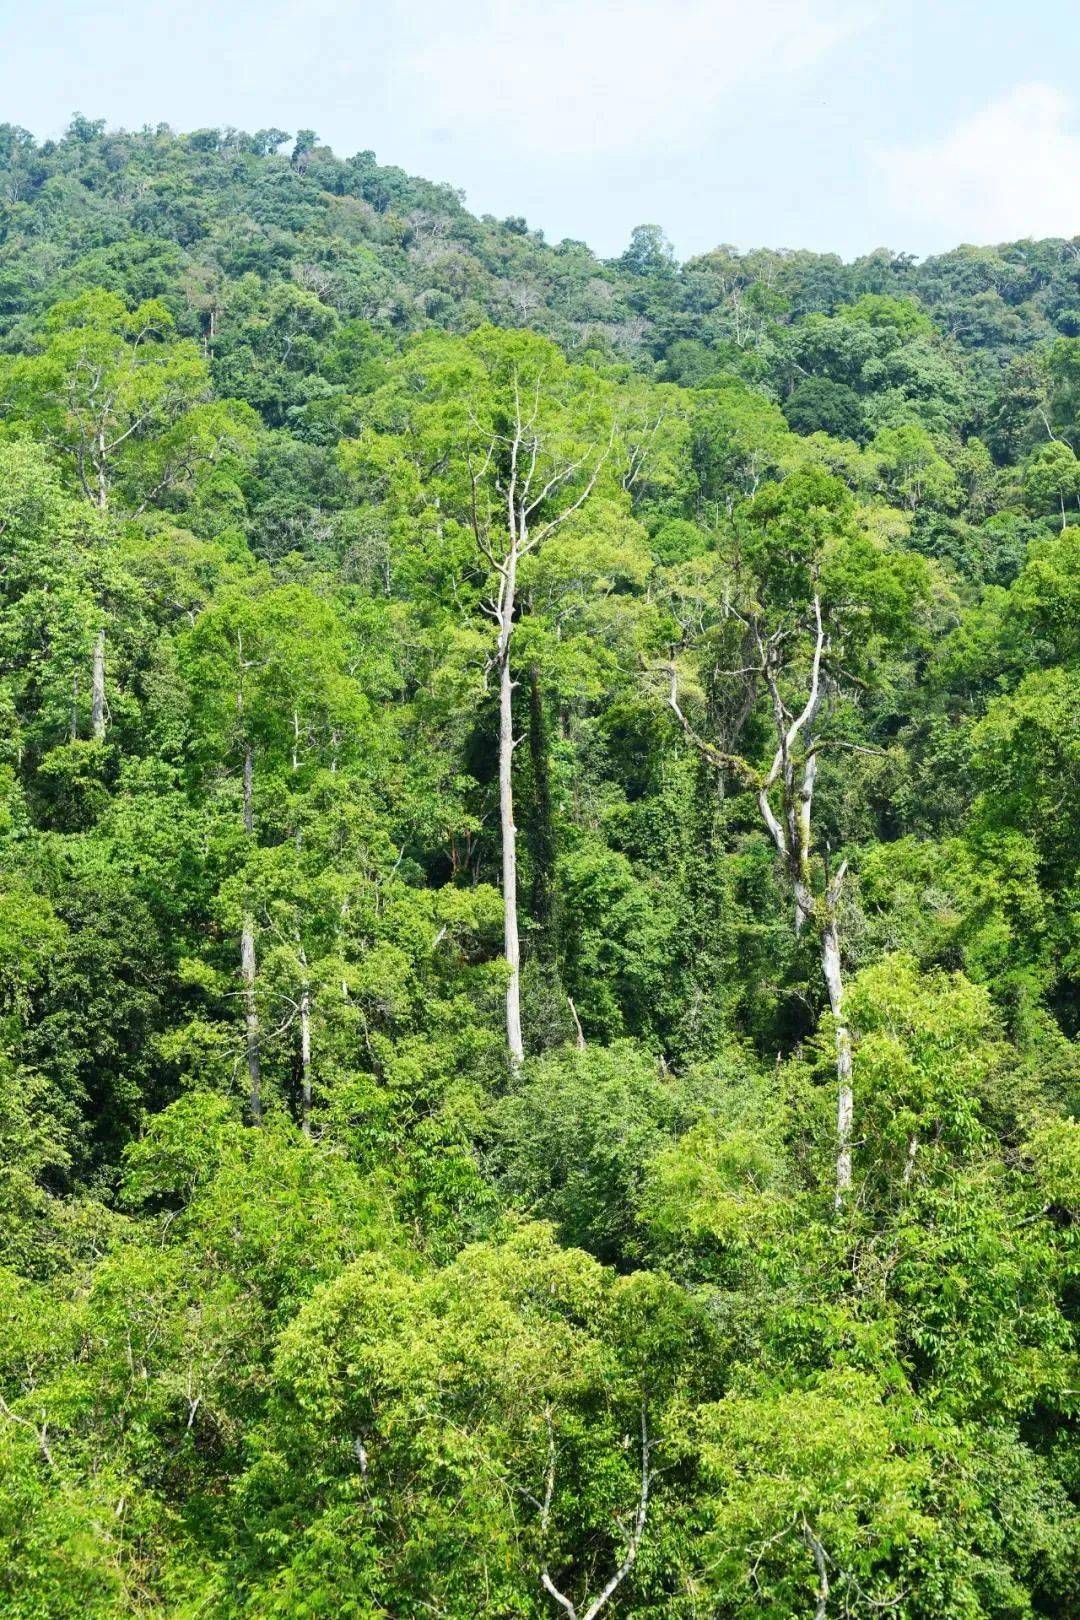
[
  {"left": 91, "top": 628, "right": 106, "bottom": 741},
  {"left": 241, "top": 741, "right": 262, "bottom": 1124},
  {"left": 95, "top": 428, "right": 108, "bottom": 511},
  {"left": 539, "top": 1401, "right": 653, "bottom": 1620},
  {"left": 498, "top": 547, "right": 525, "bottom": 1070},
  {"left": 466, "top": 372, "right": 611, "bottom": 1070},
  {"left": 241, "top": 920, "right": 261, "bottom": 1124},
  {"left": 298, "top": 943, "right": 312, "bottom": 1138},
  {"left": 339, "top": 896, "right": 350, "bottom": 1001},
  {"left": 291, "top": 730, "right": 313, "bottom": 1131},
  {"left": 821, "top": 906, "right": 852, "bottom": 1207}
]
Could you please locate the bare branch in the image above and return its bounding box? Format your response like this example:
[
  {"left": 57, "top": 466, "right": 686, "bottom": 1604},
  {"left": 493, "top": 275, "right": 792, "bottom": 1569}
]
[
  {"left": 0, "top": 1394, "right": 54, "bottom": 1467},
  {"left": 567, "top": 997, "right": 586, "bottom": 1050},
  {"left": 801, "top": 1517, "right": 830, "bottom": 1620},
  {"left": 538, "top": 1402, "right": 654, "bottom": 1620},
  {"left": 529, "top": 428, "right": 615, "bottom": 549},
  {"left": 539, "top": 1408, "right": 578, "bottom": 1620},
  {"left": 580, "top": 1402, "right": 653, "bottom": 1620}
]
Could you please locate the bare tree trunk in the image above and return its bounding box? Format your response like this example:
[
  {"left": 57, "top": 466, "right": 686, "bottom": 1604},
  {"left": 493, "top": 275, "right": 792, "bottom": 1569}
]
[
  {"left": 69, "top": 672, "right": 79, "bottom": 741},
  {"left": 498, "top": 549, "right": 525, "bottom": 1071},
  {"left": 241, "top": 741, "right": 262, "bottom": 1124},
  {"left": 821, "top": 910, "right": 851, "bottom": 1207},
  {"left": 241, "top": 918, "right": 262, "bottom": 1124},
  {"left": 465, "top": 371, "right": 610, "bottom": 1070},
  {"left": 95, "top": 428, "right": 108, "bottom": 511},
  {"left": 91, "top": 628, "right": 106, "bottom": 741},
  {"left": 299, "top": 971, "right": 312, "bottom": 1137},
  {"left": 801, "top": 1518, "right": 830, "bottom": 1620},
  {"left": 339, "top": 896, "right": 350, "bottom": 1001},
  {"left": 539, "top": 1401, "right": 653, "bottom": 1620}
]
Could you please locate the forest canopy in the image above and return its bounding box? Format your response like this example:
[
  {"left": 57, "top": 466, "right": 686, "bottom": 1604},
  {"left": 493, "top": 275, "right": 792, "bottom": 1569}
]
[{"left": 0, "top": 118, "right": 1077, "bottom": 1618}]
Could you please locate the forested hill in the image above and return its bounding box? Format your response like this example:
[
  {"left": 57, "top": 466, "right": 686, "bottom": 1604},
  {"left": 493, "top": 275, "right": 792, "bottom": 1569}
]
[
  {"left": 4, "top": 118, "right": 1080, "bottom": 371},
  {"left": 0, "top": 116, "right": 1078, "bottom": 1618}
]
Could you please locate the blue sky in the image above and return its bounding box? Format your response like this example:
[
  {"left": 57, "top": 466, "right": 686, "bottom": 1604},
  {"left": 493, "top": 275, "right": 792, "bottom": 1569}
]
[{"left": 1, "top": 0, "right": 1078, "bottom": 261}]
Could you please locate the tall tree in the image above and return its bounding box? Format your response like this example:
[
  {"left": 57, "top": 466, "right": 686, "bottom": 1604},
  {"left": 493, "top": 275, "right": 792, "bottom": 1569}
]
[
  {"left": 666, "top": 468, "right": 929, "bottom": 1202},
  {"left": 353, "top": 329, "right": 619, "bottom": 1066},
  {"left": 0, "top": 291, "right": 255, "bottom": 514}
]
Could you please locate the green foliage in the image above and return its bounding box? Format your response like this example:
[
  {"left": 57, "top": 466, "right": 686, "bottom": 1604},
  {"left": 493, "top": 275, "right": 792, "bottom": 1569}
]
[{"left": 0, "top": 119, "right": 1075, "bottom": 1617}]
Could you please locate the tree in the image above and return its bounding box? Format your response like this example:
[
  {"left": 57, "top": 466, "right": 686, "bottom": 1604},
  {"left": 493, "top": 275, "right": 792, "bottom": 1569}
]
[
  {"left": 666, "top": 467, "right": 930, "bottom": 1203},
  {"left": 1022, "top": 440, "right": 1080, "bottom": 528},
  {"left": 355, "top": 329, "right": 620, "bottom": 1067},
  {"left": 1, "top": 291, "right": 255, "bottom": 516},
  {"left": 182, "top": 584, "right": 367, "bottom": 1120},
  {"left": 783, "top": 377, "right": 864, "bottom": 441}
]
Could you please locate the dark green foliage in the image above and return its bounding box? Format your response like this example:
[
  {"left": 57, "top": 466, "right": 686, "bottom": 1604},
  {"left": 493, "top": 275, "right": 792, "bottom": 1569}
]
[{"left": 783, "top": 376, "right": 865, "bottom": 440}]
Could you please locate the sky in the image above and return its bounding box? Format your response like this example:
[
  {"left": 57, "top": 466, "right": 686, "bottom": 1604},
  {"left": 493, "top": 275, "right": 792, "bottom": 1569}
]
[{"left": 1, "top": 0, "right": 1079, "bottom": 263}]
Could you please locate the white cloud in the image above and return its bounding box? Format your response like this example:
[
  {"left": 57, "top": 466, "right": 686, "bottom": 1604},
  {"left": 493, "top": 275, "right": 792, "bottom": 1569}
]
[
  {"left": 399, "top": 0, "right": 863, "bottom": 159},
  {"left": 876, "top": 83, "right": 1080, "bottom": 247}
]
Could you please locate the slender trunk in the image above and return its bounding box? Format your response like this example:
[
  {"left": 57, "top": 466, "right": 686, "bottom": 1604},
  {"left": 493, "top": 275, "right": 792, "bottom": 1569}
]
[
  {"left": 298, "top": 943, "right": 312, "bottom": 1137},
  {"left": 69, "top": 672, "right": 79, "bottom": 741},
  {"left": 499, "top": 551, "right": 525, "bottom": 1070},
  {"left": 241, "top": 917, "right": 262, "bottom": 1124},
  {"left": 91, "top": 628, "right": 106, "bottom": 741},
  {"left": 242, "top": 740, "right": 254, "bottom": 835},
  {"left": 821, "top": 914, "right": 852, "bottom": 1206},
  {"left": 793, "top": 879, "right": 813, "bottom": 936},
  {"left": 241, "top": 741, "right": 262, "bottom": 1123},
  {"left": 96, "top": 429, "right": 108, "bottom": 511},
  {"left": 527, "top": 663, "right": 557, "bottom": 959}
]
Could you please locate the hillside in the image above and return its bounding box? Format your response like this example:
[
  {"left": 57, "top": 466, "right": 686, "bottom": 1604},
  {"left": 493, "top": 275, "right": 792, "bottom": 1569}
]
[{"left": 0, "top": 117, "right": 1077, "bottom": 1618}]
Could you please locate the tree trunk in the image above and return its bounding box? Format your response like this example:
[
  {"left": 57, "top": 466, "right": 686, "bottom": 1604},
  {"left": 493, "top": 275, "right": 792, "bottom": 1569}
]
[
  {"left": 241, "top": 742, "right": 262, "bottom": 1123},
  {"left": 241, "top": 917, "right": 262, "bottom": 1124},
  {"left": 95, "top": 428, "right": 108, "bottom": 511},
  {"left": 821, "top": 914, "right": 852, "bottom": 1206},
  {"left": 91, "top": 628, "right": 106, "bottom": 741},
  {"left": 499, "top": 552, "right": 525, "bottom": 1070},
  {"left": 299, "top": 974, "right": 312, "bottom": 1137},
  {"left": 242, "top": 740, "right": 254, "bottom": 836},
  {"left": 527, "top": 663, "right": 557, "bottom": 956}
]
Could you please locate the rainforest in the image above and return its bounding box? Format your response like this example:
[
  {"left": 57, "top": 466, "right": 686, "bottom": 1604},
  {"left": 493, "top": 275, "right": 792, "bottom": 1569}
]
[{"left": 0, "top": 119, "right": 1078, "bottom": 1618}]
